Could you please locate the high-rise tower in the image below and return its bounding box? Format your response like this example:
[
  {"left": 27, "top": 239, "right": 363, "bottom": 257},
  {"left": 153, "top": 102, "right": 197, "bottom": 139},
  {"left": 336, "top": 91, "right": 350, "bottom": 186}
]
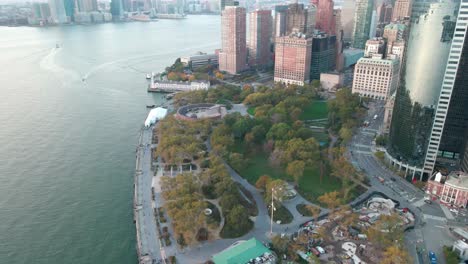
[
  {"left": 423, "top": 3, "right": 468, "bottom": 175},
  {"left": 219, "top": 6, "right": 247, "bottom": 74},
  {"left": 392, "top": 0, "right": 411, "bottom": 21},
  {"left": 351, "top": 0, "right": 374, "bottom": 48},
  {"left": 315, "top": 0, "right": 335, "bottom": 35},
  {"left": 387, "top": 0, "right": 460, "bottom": 180},
  {"left": 248, "top": 9, "right": 272, "bottom": 67},
  {"left": 48, "top": 0, "right": 68, "bottom": 23}
]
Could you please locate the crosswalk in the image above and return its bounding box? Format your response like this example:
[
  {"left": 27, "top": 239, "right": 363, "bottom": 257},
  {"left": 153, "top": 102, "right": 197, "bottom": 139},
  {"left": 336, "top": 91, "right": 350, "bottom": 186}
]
[
  {"left": 440, "top": 205, "right": 455, "bottom": 220},
  {"left": 354, "top": 143, "right": 371, "bottom": 149},
  {"left": 353, "top": 150, "right": 372, "bottom": 155},
  {"left": 412, "top": 198, "right": 426, "bottom": 207},
  {"left": 423, "top": 214, "right": 447, "bottom": 222}
]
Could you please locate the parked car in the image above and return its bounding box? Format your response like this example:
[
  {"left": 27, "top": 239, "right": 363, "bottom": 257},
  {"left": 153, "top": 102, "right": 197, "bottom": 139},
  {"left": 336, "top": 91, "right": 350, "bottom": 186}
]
[
  {"left": 310, "top": 248, "right": 320, "bottom": 257},
  {"left": 429, "top": 251, "right": 437, "bottom": 264},
  {"left": 316, "top": 246, "right": 326, "bottom": 254}
]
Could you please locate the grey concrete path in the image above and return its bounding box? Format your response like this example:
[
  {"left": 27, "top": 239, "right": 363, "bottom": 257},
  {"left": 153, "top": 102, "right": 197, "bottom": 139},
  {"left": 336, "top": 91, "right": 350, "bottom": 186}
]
[{"left": 134, "top": 126, "right": 163, "bottom": 264}]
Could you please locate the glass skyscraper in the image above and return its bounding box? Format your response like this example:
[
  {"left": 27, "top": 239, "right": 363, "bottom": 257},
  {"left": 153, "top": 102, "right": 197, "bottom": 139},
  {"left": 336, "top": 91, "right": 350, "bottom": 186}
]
[
  {"left": 424, "top": 2, "right": 468, "bottom": 174},
  {"left": 388, "top": 0, "right": 460, "bottom": 179},
  {"left": 351, "top": 0, "right": 373, "bottom": 48}
]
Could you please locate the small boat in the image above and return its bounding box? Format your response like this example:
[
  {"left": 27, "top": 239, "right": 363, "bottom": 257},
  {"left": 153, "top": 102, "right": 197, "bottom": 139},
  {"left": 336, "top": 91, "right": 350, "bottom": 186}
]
[
  {"left": 146, "top": 104, "right": 156, "bottom": 108},
  {"left": 146, "top": 74, "right": 151, "bottom": 79},
  {"left": 56, "top": 43, "right": 60, "bottom": 48}
]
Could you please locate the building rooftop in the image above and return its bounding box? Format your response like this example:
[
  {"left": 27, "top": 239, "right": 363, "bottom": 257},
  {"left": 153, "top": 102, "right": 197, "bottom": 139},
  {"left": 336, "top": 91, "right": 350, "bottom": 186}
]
[
  {"left": 213, "top": 238, "right": 272, "bottom": 264},
  {"left": 357, "top": 57, "right": 397, "bottom": 65},
  {"left": 344, "top": 49, "right": 365, "bottom": 56},
  {"left": 384, "top": 23, "right": 406, "bottom": 31},
  {"left": 454, "top": 240, "right": 468, "bottom": 250},
  {"left": 446, "top": 171, "right": 468, "bottom": 189}
]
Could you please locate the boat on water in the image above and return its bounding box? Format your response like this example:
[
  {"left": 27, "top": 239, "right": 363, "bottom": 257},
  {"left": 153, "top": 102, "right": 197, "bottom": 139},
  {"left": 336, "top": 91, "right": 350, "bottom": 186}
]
[
  {"left": 56, "top": 43, "right": 60, "bottom": 48},
  {"left": 156, "top": 13, "right": 187, "bottom": 19},
  {"left": 146, "top": 104, "right": 156, "bottom": 108},
  {"left": 130, "top": 14, "right": 151, "bottom": 22},
  {"left": 146, "top": 73, "right": 151, "bottom": 79}
]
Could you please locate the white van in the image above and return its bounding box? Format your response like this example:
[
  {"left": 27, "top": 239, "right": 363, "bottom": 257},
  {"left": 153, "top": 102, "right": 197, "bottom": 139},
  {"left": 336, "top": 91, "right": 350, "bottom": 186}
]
[
  {"left": 373, "top": 114, "right": 378, "bottom": 120},
  {"left": 316, "top": 246, "right": 326, "bottom": 254}
]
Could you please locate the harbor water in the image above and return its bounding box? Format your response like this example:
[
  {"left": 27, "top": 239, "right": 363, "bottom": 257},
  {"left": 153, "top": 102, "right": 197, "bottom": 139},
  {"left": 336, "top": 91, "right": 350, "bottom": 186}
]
[{"left": 0, "top": 16, "right": 220, "bottom": 264}]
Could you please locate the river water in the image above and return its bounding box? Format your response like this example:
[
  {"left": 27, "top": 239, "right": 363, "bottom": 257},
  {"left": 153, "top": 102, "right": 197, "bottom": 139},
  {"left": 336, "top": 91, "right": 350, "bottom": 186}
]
[{"left": 0, "top": 16, "right": 220, "bottom": 264}]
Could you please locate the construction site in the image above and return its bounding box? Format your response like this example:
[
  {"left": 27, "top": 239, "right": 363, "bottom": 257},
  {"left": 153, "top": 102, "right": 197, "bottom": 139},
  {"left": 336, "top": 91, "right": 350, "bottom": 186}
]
[{"left": 295, "top": 195, "right": 415, "bottom": 263}]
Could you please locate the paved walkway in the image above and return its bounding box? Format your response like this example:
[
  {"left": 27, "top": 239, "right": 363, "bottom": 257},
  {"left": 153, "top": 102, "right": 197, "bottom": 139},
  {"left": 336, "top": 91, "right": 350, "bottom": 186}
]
[{"left": 134, "top": 126, "right": 163, "bottom": 264}]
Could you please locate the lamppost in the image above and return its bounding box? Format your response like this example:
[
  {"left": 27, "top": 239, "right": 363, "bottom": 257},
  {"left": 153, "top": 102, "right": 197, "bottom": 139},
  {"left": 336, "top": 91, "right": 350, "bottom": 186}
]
[{"left": 270, "top": 186, "right": 283, "bottom": 235}]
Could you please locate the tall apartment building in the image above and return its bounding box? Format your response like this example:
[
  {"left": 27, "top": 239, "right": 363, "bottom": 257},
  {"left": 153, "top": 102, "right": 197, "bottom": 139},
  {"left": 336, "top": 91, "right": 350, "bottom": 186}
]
[
  {"left": 32, "top": 3, "right": 51, "bottom": 21},
  {"left": 351, "top": 0, "right": 374, "bottom": 48},
  {"left": 378, "top": 3, "right": 393, "bottom": 24},
  {"left": 286, "top": 3, "right": 316, "bottom": 36},
  {"left": 392, "top": 0, "right": 411, "bottom": 21},
  {"left": 335, "top": 9, "right": 345, "bottom": 71},
  {"left": 424, "top": 3, "right": 468, "bottom": 175},
  {"left": 48, "top": 0, "right": 68, "bottom": 23},
  {"left": 315, "top": 0, "right": 335, "bottom": 35},
  {"left": 462, "top": 133, "right": 468, "bottom": 173},
  {"left": 219, "top": 6, "right": 247, "bottom": 74},
  {"left": 387, "top": 0, "right": 460, "bottom": 180},
  {"left": 248, "top": 10, "right": 272, "bottom": 67},
  {"left": 364, "top": 38, "right": 386, "bottom": 57},
  {"left": 341, "top": 0, "right": 356, "bottom": 41},
  {"left": 274, "top": 31, "right": 313, "bottom": 86},
  {"left": 383, "top": 96, "right": 395, "bottom": 133},
  {"left": 310, "top": 32, "right": 336, "bottom": 80},
  {"left": 76, "top": 0, "right": 98, "bottom": 12},
  {"left": 274, "top": 5, "right": 288, "bottom": 37},
  {"left": 375, "top": 2, "right": 393, "bottom": 36},
  {"left": 352, "top": 57, "right": 399, "bottom": 100},
  {"left": 220, "top": 0, "right": 235, "bottom": 11},
  {"left": 383, "top": 22, "right": 408, "bottom": 42}
]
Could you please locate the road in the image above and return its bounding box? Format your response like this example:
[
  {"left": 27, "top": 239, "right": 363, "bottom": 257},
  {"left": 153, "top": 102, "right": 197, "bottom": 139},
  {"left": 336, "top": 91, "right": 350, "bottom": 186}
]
[
  {"left": 348, "top": 101, "right": 458, "bottom": 264},
  {"left": 134, "top": 126, "right": 163, "bottom": 264}
]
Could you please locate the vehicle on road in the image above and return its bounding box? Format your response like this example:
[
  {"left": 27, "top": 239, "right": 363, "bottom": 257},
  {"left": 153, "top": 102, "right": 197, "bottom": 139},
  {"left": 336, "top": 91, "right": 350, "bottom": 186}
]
[
  {"left": 373, "top": 114, "right": 378, "bottom": 120},
  {"left": 378, "top": 176, "right": 385, "bottom": 183},
  {"left": 449, "top": 208, "right": 459, "bottom": 214},
  {"left": 310, "top": 248, "right": 320, "bottom": 257},
  {"left": 316, "top": 246, "right": 326, "bottom": 254},
  {"left": 428, "top": 251, "right": 437, "bottom": 264},
  {"left": 391, "top": 177, "right": 396, "bottom": 182},
  {"left": 424, "top": 199, "right": 432, "bottom": 204}
]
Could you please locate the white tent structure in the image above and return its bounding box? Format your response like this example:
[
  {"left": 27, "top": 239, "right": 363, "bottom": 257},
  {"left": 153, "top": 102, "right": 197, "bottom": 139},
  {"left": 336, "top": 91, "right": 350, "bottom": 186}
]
[{"left": 144, "top": 107, "right": 168, "bottom": 127}]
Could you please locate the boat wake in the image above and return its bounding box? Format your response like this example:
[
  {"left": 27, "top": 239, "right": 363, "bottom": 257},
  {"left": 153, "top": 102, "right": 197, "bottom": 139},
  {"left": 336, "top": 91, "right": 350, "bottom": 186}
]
[
  {"left": 82, "top": 42, "right": 220, "bottom": 80},
  {"left": 39, "top": 48, "right": 80, "bottom": 84}
]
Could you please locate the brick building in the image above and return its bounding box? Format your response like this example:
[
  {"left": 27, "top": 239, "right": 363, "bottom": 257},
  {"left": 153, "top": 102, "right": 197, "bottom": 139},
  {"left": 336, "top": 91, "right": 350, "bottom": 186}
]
[
  {"left": 219, "top": 6, "right": 247, "bottom": 74},
  {"left": 426, "top": 171, "right": 468, "bottom": 208},
  {"left": 248, "top": 9, "right": 272, "bottom": 67},
  {"left": 274, "top": 30, "right": 312, "bottom": 86}
]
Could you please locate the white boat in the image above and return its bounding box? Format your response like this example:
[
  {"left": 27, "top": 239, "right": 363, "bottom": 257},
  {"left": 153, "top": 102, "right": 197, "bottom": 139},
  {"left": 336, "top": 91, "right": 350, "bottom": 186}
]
[{"left": 146, "top": 74, "right": 151, "bottom": 79}]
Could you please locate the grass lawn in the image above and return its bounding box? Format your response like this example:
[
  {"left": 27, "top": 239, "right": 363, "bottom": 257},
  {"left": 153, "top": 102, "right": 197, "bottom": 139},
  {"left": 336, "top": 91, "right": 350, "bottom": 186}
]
[
  {"left": 296, "top": 204, "right": 321, "bottom": 217},
  {"left": 234, "top": 148, "right": 290, "bottom": 184},
  {"left": 231, "top": 142, "right": 347, "bottom": 203},
  {"left": 309, "top": 131, "right": 329, "bottom": 144},
  {"left": 271, "top": 203, "right": 293, "bottom": 224},
  {"left": 220, "top": 219, "right": 253, "bottom": 239},
  {"left": 296, "top": 166, "right": 342, "bottom": 203},
  {"left": 247, "top": 107, "right": 255, "bottom": 115},
  {"left": 300, "top": 100, "right": 328, "bottom": 120}
]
